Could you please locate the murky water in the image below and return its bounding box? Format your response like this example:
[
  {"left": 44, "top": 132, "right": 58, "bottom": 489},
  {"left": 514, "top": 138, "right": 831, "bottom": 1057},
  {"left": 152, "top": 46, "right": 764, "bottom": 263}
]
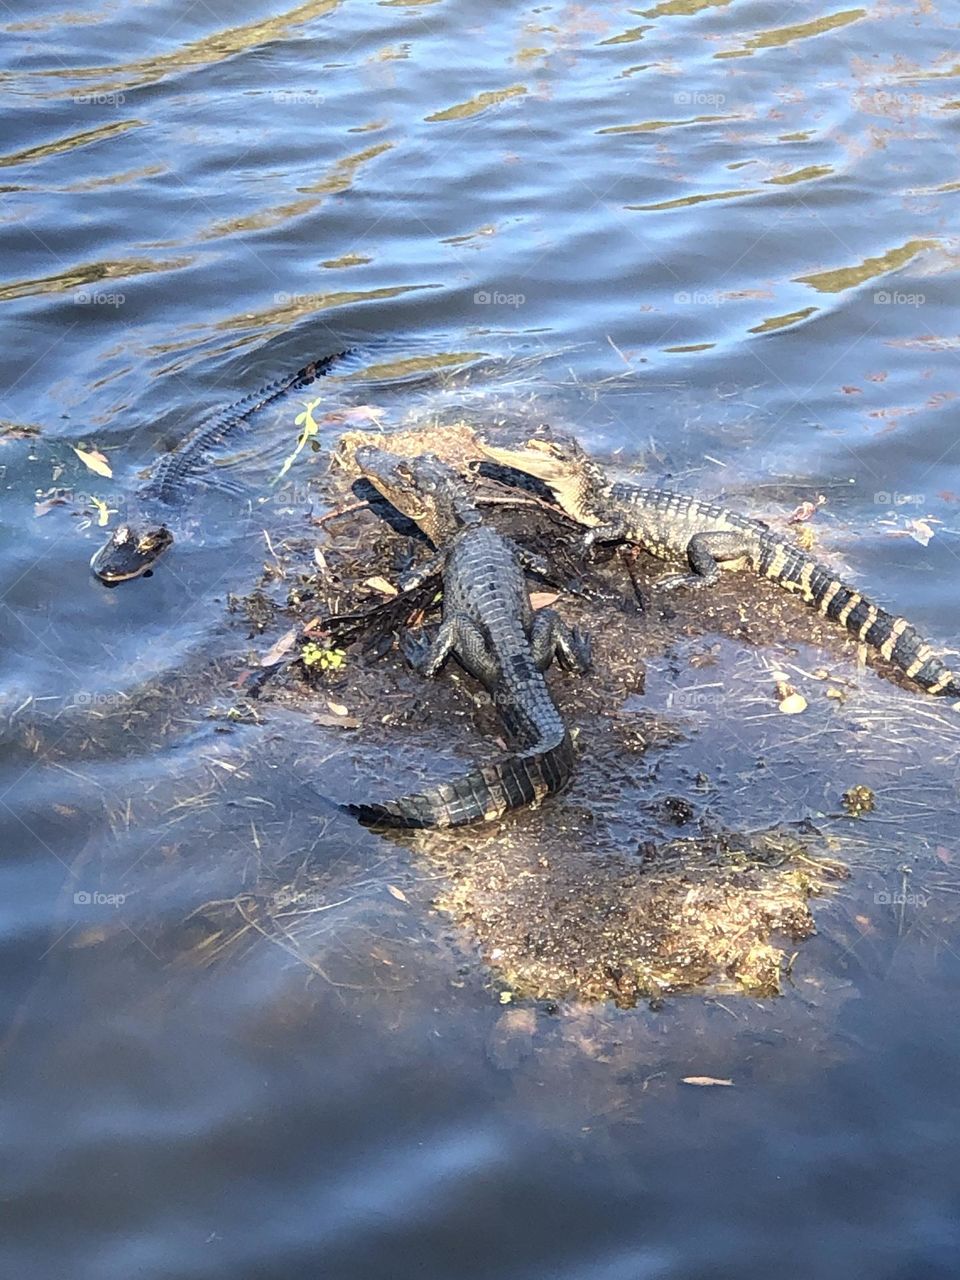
[{"left": 3, "top": 1, "right": 960, "bottom": 1276}]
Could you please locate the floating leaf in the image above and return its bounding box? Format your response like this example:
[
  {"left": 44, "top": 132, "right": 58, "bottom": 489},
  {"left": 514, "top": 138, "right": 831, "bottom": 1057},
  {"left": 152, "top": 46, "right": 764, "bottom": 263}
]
[
  {"left": 907, "top": 518, "right": 935, "bottom": 546},
  {"left": 778, "top": 692, "right": 807, "bottom": 715},
  {"left": 72, "top": 446, "right": 112, "bottom": 478},
  {"left": 34, "top": 495, "right": 68, "bottom": 517},
  {"left": 323, "top": 405, "right": 387, "bottom": 427},
  {"left": 682, "top": 1076, "right": 734, "bottom": 1087},
  {"left": 327, "top": 699, "right": 349, "bottom": 716},
  {"left": 260, "top": 627, "right": 297, "bottom": 666},
  {"left": 789, "top": 497, "right": 825, "bottom": 523},
  {"left": 89, "top": 496, "right": 115, "bottom": 527},
  {"left": 363, "top": 575, "right": 398, "bottom": 596},
  {"left": 386, "top": 884, "right": 408, "bottom": 903}
]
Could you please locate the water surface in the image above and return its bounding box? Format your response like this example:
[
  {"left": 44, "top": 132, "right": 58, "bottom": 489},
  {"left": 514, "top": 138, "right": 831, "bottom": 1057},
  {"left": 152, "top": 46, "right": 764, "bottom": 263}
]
[{"left": 3, "top": 1, "right": 960, "bottom": 1276}]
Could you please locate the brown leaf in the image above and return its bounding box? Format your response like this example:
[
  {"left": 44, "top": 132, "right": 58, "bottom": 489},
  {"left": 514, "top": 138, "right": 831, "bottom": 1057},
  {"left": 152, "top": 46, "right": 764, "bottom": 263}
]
[
  {"left": 789, "top": 501, "right": 817, "bottom": 524},
  {"left": 387, "top": 884, "right": 408, "bottom": 903},
  {"left": 363, "top": 575, "right": 398, "bottom": 596},
  {"left": 529, "top": 591, "right": 559, "bottom": 611},
  {"left": 323, "top": 405, "right": 387, "bottom": 426},
  {"left": 327, "top": 700, "right": 350, "bottom": 717},
  {"left": 260, "top": 627, "right": 297, "bottom": 666},
  {"left": 681, "top": 1076, "right": 734, "bottom": 1087},
  {"left": 34, "top": 495, "right": 69, "bottom": 517},
  {"left": 313, "top": 712, "right": 360, "bottom": 729},
  {"left": 72, "top": 446, "right": 112, "bottom": 478}
]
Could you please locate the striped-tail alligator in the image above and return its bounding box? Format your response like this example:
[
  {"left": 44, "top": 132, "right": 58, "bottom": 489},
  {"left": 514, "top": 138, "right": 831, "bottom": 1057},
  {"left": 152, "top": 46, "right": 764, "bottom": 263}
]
[
  {"left": 479, "top": 433, "right": 960, "bottom": 697},
  {"left": 346, "top": 446, "right": 591, "bottom": 829},
  {"left": 90, "top": 351, "right": 347, "bottom": 583}
]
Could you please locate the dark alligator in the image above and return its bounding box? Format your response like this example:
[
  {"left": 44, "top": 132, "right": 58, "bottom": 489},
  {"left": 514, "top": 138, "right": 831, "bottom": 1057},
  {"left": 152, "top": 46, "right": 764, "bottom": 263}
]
[
  {"left": 90, "top": 351, "right": 347, "bottom": 583},
  {"left": 345, "top": 446, "right": 591, "bottom": 829},
  {"left": 479, "top": 433, "right": 960, "bottom": 698}
]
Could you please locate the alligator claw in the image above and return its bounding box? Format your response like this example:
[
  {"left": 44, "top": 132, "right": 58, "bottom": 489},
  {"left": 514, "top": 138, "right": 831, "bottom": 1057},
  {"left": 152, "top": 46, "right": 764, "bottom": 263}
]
[
  {"left": 570, "top": 625, "right": 592, "bottom": 673},
  {"left": 655, "top": 573, "right": 706, "bottom": 593},
  {"left": 399, "top": 629, "right": 432, "bottom": 671}
]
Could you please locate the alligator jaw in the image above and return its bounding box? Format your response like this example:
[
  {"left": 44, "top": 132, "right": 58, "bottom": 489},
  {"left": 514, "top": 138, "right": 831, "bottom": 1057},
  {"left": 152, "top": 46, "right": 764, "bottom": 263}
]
[
  {"left": 354, "top": 445, "right": 469, "bottom": 544},
  {"left": 90, "top": 523, "right": 174, "bottom": 584},
  {"left": 476, "top": 437, "right": 569, "bottom": 484},
  {"left": 476, "top": 436, "right": 602, "bottom": 526}
]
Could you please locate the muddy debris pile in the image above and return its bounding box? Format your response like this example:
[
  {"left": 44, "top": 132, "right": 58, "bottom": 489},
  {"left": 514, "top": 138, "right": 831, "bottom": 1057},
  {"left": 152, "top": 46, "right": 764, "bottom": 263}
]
[{"left": 222, "top": 424, "right": 851, "bottom": 1004}]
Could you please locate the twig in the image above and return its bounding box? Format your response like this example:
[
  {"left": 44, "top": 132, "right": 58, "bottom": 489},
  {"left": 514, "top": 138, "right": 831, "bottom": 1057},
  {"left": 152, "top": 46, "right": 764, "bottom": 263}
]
[{"left": 311, "top": 499, "right": 371, "bottom": 527}]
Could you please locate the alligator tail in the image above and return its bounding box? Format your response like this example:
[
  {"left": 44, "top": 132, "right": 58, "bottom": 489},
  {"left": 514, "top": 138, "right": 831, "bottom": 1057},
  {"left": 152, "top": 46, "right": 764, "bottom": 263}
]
[
  {"left": 146, "top": 349, "right": 350, "bottom": 503},
  {"left": 757, "top": 532, "right": 960, "bottom": 696},
  {"left": 346, "top": 731, "right": 575, "bottom": 829},
  {"left": 206, "top": 350, "right": 350, "bottom": 434}
]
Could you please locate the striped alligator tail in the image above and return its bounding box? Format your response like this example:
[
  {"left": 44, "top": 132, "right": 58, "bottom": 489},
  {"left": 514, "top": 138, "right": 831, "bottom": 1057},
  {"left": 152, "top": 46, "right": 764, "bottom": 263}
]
[
  {"left": 346, "top": 730, "right": 575, "bottom": 829},
  {"left": 757, "top": 531, "right": 960, "bottom": 696},
  {"left": 145, "top": 349, "right": 350, "bottom": 504}
]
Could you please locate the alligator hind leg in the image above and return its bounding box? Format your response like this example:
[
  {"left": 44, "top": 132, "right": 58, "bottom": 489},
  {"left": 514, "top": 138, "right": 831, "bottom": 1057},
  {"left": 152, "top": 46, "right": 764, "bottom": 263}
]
[
  {"left": 403, "top": 613, "right": 498, "bottom": 685},
  {"left": 400, "top": 617, "right": 459, "bottom": 677},
  {"left": 656, "top": 531, "right": 752, "bottom": 592},
  {"left": 530, "top": 609, "right": 592, "bottom": 674}
]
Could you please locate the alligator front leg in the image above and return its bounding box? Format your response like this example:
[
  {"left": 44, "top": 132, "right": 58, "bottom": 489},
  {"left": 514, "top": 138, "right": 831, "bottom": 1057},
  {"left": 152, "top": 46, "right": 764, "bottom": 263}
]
[
  {"left": 506, "top": 540, "right": 553, "bottom": 581},
  {"left": 656, "top": 530, "right": 752, "bottom": 592},
  {"left": 582, "top": 510, "right": 632, "bottom": 553},
  {"left": 530, "top": 608, "right": 592, "bottom": 674},
  {"left": 396, "top": 551, "right": 446, "bottom": 595}
]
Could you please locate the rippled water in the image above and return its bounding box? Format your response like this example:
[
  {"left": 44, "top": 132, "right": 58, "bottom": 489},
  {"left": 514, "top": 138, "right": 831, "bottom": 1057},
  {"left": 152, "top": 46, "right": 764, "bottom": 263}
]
[{"left": 4, "top": 1, "right": 960, "bottom": 1276}]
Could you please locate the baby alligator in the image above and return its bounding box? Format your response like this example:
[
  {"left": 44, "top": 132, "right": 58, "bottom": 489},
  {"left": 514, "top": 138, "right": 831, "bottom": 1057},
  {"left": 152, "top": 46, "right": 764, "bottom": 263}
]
[
  {"left": 479, "top": 433, "right": 960, "bottom": 697},
  {"left": 90, "top": 351, "right": 347, "bottom": 583},
  {"left": 347, "top": 446, "right": 591, "bottom": 829}
]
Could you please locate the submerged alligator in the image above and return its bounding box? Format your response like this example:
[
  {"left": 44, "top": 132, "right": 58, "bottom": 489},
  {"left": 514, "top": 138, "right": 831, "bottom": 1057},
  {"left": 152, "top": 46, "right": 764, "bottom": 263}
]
[
  {"left": 479, "top": 432, "right": 960, "bottom": 698},
  {"left": 346, "top": 446, "right": 591, "bottom": 829},
  {"left": 90, "top": 352, "right": 347, "bottom": 583}
]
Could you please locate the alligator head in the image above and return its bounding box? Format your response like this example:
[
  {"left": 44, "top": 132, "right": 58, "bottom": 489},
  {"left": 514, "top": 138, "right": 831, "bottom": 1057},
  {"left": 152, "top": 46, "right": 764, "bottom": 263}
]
[
  {"left": 90, "top": 523, "right": 175, "bottom": 584},
  {"left": 476, "top": 432, "right": 609, "bottom": 525},
  {"left": 354, "top": 446, "right": 477, "bottom": 546}
]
